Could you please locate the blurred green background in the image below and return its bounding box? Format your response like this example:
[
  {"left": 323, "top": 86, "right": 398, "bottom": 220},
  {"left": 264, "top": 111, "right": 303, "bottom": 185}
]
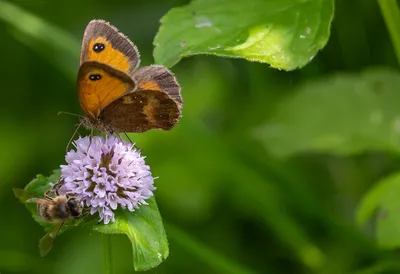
[{"left": 1, "top": 0, "right": 399, "bottom": 273}]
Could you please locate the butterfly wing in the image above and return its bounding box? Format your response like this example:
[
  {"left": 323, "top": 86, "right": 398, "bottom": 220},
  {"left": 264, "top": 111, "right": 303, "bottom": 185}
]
[
  {"left": 100, "top": 90, "right": 181, "bottom": 132},
  {"left": 100, "top": 66, "right": 182, "bottom": 132},
  {"left": 77, "top": 61, "right": 135, "bottom": 119},
  {"left": 133, "top": 65, "right": 182, "bottom": 110},
  {"left": 80, "top": 19, "right": 140, "bottom": 77}
]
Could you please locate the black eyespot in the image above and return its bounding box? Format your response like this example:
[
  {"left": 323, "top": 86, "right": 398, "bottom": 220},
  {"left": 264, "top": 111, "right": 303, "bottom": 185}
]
[
  {"left": 89, "top": 74, "right": 102, "bottom": 81},
  {"left": 93, "top": 42, "right": 105, "bottom": 53}
]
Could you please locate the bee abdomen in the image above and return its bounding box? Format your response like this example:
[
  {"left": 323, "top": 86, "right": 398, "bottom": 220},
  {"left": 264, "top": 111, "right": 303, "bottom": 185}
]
[{"left": 38, "top": 204, "right": 53, "bottom": 222}]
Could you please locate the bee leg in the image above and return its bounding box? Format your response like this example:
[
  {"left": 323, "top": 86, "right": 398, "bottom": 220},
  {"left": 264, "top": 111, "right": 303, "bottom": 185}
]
[
  {"left": 75, "top": 212, "right": 89, "bottom": 219},
  {"left": 43, "top": 190, "right": 53, "bottom": 201},
  {"left": 44, "top": 178, "right": 64, "bottom": 198},
  {"left": 65, "top": 192, "right": 76, "bottom": 198},
  {"left": 53, "top": 181, "right": 62, "bottom": 196}
]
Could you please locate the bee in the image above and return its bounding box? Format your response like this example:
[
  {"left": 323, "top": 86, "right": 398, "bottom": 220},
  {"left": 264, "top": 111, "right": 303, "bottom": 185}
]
[{"left": 14, "top": 178, "right": 84, "bottom": 256}]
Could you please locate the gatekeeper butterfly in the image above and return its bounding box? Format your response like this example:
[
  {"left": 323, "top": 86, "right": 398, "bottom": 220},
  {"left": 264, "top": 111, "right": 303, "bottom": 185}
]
[{"left": 77, "top": 19, "right": 182, "bottom": 134}]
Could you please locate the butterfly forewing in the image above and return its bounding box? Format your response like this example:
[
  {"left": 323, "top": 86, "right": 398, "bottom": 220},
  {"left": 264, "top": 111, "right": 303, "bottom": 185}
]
[
  {"left": 77, "top": 61, "right": 135, "bottom": 119},
  {"left": 81, "top": 20, "right": 140, "bottom": 76}
]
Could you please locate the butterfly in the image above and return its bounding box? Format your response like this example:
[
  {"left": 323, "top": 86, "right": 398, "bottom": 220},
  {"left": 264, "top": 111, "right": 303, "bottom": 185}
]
[{"left": 77, "top": 19, "right": 182, "bottom": 134}]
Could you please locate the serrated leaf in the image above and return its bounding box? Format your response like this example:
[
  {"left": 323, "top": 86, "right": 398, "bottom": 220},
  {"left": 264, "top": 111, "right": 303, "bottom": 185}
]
[
  {"left": 154, "top": 0, "right": 334, "bottom": 70},
  {"left": 94, "top": 197, "right": 168, "bottom": 271},
  {"left": 255, "top": 68, "right": 400, "bottom": 157},
  {"left": 357, "top": 173, "right": 400, "bottom": 248},
  {"left": 14, "top": 170, "right": 86, "bottom": 234},
  {"left": 14, "top": 174, "right": 57, "bottom": 230}
]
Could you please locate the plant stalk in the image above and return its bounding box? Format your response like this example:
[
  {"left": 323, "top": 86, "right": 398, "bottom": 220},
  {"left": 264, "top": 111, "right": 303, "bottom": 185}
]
[
  {"left": 103, "top": 234, "right": 113, "bottom": 274},
  {"left": 378, "top": 0, "right": 400, "bottom": 66}
]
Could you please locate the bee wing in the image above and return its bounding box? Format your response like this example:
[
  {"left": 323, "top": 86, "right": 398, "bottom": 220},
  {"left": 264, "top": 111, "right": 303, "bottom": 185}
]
[
  {"left": 13, "top": 188, "right": 52, "bottom": 204},
  {"left": 39, "top": 222, "right": 64, "bottom": 257},
  {"left": 25, "top": 198, "right": 53, "bottom": 205}
]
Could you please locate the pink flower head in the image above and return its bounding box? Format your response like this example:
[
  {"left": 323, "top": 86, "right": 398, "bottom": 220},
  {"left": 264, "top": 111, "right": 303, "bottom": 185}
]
[{"left": 59, "top": 136, "right": 154, "bottom": 224}]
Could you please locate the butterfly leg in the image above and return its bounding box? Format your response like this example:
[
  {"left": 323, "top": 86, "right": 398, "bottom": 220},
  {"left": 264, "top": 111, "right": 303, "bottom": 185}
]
[
  {"left": 66, "top": 122, "right": 83, "bottom": 153},
  {"left": 114, "top": 132, "right": 124, "bottom": 143},
  {"left": 123, "top": 132, "right": 133, "bottom": 144},
  {"left": 86, "top": 128, "right": 94, "bottom": 154}
]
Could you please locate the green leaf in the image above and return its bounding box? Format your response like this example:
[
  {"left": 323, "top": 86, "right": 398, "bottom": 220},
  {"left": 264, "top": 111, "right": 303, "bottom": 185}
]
[
  {"left": 94, "top": 197, "right": 169, "bottom": 271},
  {"left": 14, "top": 173, "right": 59, "bottom": 230},
  {"left": 154, "top": 0, "right": 334, "bottom": 69},
  {"left": 0, "top": 1, "right": 79, "bottom": 80},
  {"left": 356, "top": 173, "right": 400, "bottom": 248},
  {"left": 356, "top": 173, "right": 400, "bottom": 227},
  {"left": 255, "top": 68, "right": 400, "bottom": 157},
  {"left": 25, "top": 170, "right": 60, "bottom": 196},
  {"left": 13, "top": 170, "right": 86, "bottom": 233}
]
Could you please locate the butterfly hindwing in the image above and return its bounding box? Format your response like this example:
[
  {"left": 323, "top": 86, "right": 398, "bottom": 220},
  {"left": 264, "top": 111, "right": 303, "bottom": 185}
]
[
  {"left": 133, "top": 65, "right": 183, "bottom": 111},
  {"left": 77, "top": 61, "right": 135, "bottom": 118},
  {"left": 100, "top": 89, "right": 181, "bottom": 133},
  {"left": 99, "top": 65, "right": 182, "bottom": 132},
  {"left": 80, "top": 20, "right": 140, "bottom": 77}
]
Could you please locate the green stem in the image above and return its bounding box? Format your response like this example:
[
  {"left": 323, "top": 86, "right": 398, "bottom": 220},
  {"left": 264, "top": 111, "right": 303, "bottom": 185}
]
[
  {"left": 103, "top": 234, "right": 113, "bottom": 274},
  {"left": 165, "top": 223, "right": 256, "bottom": 274},
  {"left": 378, "top": 0, "right": 400, "bottom": 65}
]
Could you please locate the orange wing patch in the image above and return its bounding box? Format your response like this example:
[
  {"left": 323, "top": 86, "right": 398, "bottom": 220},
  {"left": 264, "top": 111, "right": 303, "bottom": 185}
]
[
  {"left": 138, "top": 80, "right": 161, "bottom": 91},
  {"left": 86, "top": 37, "right": 130, "bottom": 73},
  {"left": 142, "top": 92, "right": 160, "bottom": 125},
  {"left": 78, "top": 62, "right": 134, "bottom": 118}
]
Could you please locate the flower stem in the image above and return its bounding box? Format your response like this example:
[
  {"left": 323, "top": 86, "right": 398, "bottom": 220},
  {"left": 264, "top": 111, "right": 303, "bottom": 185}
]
[
  {"left": 378, "top": 0, "right": 400, "bottom": 66},
  {"left": 103, "top": 234, "right": 113, "bottom": 274}
]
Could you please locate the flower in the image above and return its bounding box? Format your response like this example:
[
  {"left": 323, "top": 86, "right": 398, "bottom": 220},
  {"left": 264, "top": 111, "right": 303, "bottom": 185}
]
[{"left": 59, "top": 136, "right": 155, "bottom": 224}]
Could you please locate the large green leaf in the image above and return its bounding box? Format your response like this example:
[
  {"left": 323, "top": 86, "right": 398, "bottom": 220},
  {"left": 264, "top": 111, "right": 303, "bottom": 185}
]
[
  {"left": 356, "top": 173, "right": 400, "bottom": 249},
  {"left": 255, "top": 68, "right": 400, "bottom": 157},
  {"left": 154, "top": 0, "right": 334, "bottom": 69},
  {"left": 14, "top": 171, "right": 88, "bottom": 254},
  {"left": 94, "top": 197, "right": 169, "bottom": 271},
  {"left": 14, "top": 171, "right": 60, "bottom": 230}
]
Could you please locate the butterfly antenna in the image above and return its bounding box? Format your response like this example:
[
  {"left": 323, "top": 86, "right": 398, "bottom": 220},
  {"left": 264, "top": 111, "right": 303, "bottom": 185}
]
[
  {"left": 58, "top": 111, "right": 85, "bottom": 119},
  {"left": 66, "top": 122, "right": 83, "bottom": 153},
  {"left": 123, "top": 132, "right": 133, "bottom": 144}
]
